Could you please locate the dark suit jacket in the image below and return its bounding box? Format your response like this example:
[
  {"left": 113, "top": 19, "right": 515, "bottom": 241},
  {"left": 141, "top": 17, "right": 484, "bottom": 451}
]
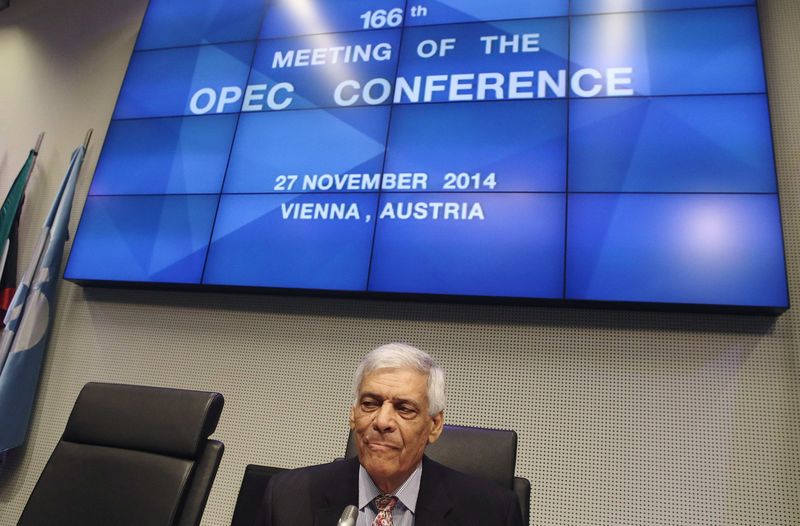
[{"left": 256, "top": 455, "right": 524, "bottom": 526}]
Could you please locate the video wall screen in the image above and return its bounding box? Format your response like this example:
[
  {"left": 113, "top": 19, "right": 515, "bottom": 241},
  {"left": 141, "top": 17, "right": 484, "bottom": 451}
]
[{"left": 65, "top": 0, "right": 789, "bottom": 311}]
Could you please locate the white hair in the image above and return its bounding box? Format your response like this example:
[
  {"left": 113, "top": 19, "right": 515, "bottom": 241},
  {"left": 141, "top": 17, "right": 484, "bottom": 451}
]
[{"left": 352, "top": 343, "right": 446, "bottom": 415}]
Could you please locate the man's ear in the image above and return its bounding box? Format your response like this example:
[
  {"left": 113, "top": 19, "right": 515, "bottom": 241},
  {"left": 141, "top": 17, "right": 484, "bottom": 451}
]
[
  {"left": 349, "top": 406, "right": 356, "bottom": 430},
  {"left": 427, "top": 411, "right": 444, "bottom": 444}
]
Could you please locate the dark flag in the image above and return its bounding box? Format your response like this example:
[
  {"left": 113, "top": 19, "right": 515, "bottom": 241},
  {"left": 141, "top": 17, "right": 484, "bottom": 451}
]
[{"left": 0, "top": 149, "right": 36, "bottom": 325}]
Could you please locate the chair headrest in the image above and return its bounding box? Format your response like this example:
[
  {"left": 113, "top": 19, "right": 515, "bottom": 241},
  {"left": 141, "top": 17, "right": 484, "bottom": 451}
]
[
  {"left": 63, "top": 382, "right": 224, "bottom": 458},
  {"left": 346, "top": 424, "right": 517, "bottom": 489}
]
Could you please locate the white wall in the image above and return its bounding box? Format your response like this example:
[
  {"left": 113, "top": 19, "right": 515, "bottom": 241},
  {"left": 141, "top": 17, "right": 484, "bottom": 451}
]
[
  {"left": 0, "top": 1, "right": 798, "bottom": 525},
  {"left": 0, "top": 0, "right": 145, "bottom": 271}
]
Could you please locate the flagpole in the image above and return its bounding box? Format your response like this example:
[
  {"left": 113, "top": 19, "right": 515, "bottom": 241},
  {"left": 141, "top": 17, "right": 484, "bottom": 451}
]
[
  {"left": 22, "top": 133, "right": 45, "bottom": 195},
  {"left": 83, "top": 129, "right": 93, "bottom": 150},
  {"left": 33, "top": 132, "right": 44, "bottom": 154}
]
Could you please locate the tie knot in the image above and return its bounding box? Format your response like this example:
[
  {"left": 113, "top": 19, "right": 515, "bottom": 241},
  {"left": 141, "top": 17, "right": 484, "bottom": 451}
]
[{"left": 374, "top": 494, "right": 398, "bottom": 513}]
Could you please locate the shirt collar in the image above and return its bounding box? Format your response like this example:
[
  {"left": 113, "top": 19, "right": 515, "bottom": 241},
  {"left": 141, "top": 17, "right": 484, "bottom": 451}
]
[{"left": 358, "top": 462, "right": 423, "bottom": 514}]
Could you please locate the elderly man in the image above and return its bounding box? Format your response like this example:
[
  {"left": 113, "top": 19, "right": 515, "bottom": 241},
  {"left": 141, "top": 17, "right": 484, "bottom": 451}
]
[{"left": 257, "top": 343, "right": 524, "bottom": 525}]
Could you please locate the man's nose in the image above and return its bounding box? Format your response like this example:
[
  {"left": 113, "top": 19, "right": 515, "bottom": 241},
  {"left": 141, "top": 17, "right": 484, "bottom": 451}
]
[{"left": 372, "top": 401, "right": 397, "bottom": 432}]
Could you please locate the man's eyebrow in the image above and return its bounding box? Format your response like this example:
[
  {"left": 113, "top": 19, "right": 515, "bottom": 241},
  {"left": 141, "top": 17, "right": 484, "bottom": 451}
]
[
  {"left": 358, "top": 393, "right": 422, "bottom": 407},
  {"left": 392, "top": 397, "right": 421, "bottom": 408}
]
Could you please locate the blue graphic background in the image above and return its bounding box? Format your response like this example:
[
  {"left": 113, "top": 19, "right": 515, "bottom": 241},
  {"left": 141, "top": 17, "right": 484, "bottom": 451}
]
[
  {"left": 397, "top": 18, "right": 569, "bottom": 103},
  {"left": 250, "top": 30, "right": 401, "bottom": 111},
  {"left": 90, "top": 115, "right": 238, "bottom": 195},
  {"left": 385, "top": 100, "right": 567, "bottom": 192},
  {"left": 64, "top": 195, "right": 218, "bottom": 283},
  {"left": 405, "top": 0, "right": 568, "bottom": 25},
  {"left": 204, "top": 193, "right": 377, "bottom": 290},
  {"left": 566, "top": 194, "right": 788, "bottom": 307},
  {"left": 569, "top": 94, "right": 776, "bottom": 192},
  {"left": 65, "top": 0, "right": 787, "bottom": 309},
  {"left": 114, "top": 43, "right": 255, "bottom": 119},
  {"left": 571, "top": 0, "right": 754, "bottom": 15},
  {"left": 224, "top": 106, "right": 390, "bottom": 193},
  {"left": 136, "top": 0, "right": 263, "bottom": 50},
  {"left": 571, "top": 7, "right": 765, "bottom": 97},
  {"left": 369, "top": 193, "right": 566, "bottom": 298},
  {"left": 262, "top": 0, "right": 406, "bottom": 39}
]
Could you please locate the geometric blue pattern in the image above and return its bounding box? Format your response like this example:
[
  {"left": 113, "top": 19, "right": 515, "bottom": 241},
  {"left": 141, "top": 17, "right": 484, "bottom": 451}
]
[
  {"left": 386, "top": 100, "right": 567, "bottom": 192},
  {"left": 90, "top": 115, "right": 237, "bottom": 195},
  {"left": 398, "top": 18, "right": 568, "bottom": 102},
  {"left": 571, "top": 7, "right": 765, "bottom": 96},
  {"left": 66, "top": 0, "right": 787, "bottom": 310},
  {"left": 571, "top": 0, "right": 754, "bottom": 15},
  {"left": 137, "top": 0, "right": 263, "bottom": 50},
  {"left": 369, "top": 193, "right": 567, "bottom": 298},
  {"left": 203, "top": 194, "right": 377, "bottom": 290},
  {"left": 566, "top": 194, "right": 788, "bottom": 307},
  {"left": 248, "top": 30, "right": 401, "bottom": 111},
  {"left": 65, "top": 195, "right": 218, "bottom": 284},
  {"left": 569, "top": 94, "right": 776, "bottom": 192},
  {"left": 261, "top": 0, "right": 406, "bottom": 38},
  {"left": 114, "top": 42, "right": 255, "bottom": 119},
  {"left": 405, "top": 0, "right": 568, "bottom": 25},
  {"left": 224, "top": 107, "right": 390, "bottom": 193}
]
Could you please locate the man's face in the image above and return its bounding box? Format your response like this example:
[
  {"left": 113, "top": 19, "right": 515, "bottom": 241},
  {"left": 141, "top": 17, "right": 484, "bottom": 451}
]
[{"left": 349, "top": 367, "right": 444, "bottom": 493}]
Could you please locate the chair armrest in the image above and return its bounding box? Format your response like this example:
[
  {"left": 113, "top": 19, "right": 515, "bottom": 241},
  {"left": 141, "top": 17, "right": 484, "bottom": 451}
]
[{"left": 513, "top": 476, "right": 530, "bottom": 525}]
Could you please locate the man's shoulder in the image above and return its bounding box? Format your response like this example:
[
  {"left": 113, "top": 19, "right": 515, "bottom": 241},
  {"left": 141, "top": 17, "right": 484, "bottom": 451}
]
[
  {"left": 271, "top": 456, "right": 357, "bottom": 489},
  {"left": 258, "top": 457, "right": 359, "bottom": 526},
  {"left": 422, "top": 456, "right": 518, "bottom": 503},
  {"left": 420, "top": 456, "right": 523, "bottom": 524}
]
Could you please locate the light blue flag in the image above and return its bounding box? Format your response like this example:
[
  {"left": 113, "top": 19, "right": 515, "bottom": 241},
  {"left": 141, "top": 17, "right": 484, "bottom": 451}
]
[{"left": 0, "top": 145, "right": 86, "bottom": 453}]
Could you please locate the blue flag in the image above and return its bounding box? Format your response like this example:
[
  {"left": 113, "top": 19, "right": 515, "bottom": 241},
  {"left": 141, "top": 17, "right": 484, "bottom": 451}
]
[{"left": 0, "top": 145, "right": 85, "bottom": 453}]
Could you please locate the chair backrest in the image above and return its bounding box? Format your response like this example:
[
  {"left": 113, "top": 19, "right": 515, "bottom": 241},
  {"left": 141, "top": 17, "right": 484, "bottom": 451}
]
[
  {"left": 230, "top": 465, "right": 288, "bottom": 526},
  {"left": 345, "top": 424, "right": 530, "bottom": 524},
  {"left": 19, "top": 382, "right": 225, "bottom": 526}
]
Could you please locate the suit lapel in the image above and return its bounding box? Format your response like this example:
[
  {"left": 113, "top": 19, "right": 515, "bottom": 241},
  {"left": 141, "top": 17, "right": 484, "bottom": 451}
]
[
  {"left": 415, "top": 457, "right": 457, "bottom": 526},
  {"left": 314, "top": 457, "right": 460, "bottom": 526},
  {"left": 313, "top": 457, "right": 360, "bottom": 526}
]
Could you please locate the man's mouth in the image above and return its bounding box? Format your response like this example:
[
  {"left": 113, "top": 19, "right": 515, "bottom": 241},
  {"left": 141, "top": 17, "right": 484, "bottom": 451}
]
[{"left": 365, "top": 440, "right": 399, "bottom": 452}]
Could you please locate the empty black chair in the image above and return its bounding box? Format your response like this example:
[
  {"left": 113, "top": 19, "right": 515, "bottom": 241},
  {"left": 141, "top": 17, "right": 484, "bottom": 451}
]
[
  {"left": 230, "top": 465, "right": 288, "bottom": 526},
  {"left": 18, "top": 382, "right": 225, "bottom": 526},
  {"left": 346, "top": 424, "right": 531, "bottom": 524}
]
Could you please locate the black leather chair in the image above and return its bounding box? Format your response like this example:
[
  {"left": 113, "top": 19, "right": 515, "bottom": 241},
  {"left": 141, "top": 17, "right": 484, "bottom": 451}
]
[
  {"left": 230, "top": 465, "right": 288, "bottom": 526},
  {"left": 18, "top": 382, "right": 225, "bottom": 526},
  {"left": 346, "top": 424, "right": 531, "bottom": 524}
]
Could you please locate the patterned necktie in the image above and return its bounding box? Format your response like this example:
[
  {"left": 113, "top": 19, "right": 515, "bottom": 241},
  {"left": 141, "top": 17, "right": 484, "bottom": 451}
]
[{"left": 372, "top": 494, "right": 398, "bottom": 526}]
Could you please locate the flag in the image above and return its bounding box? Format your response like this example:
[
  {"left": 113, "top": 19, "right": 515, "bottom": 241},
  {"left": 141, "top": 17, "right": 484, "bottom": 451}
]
[
  {"left": 0, "top": 145, "right": 85, "bottom": 453},
  {"left": 0, "top": 149, "right": 37, "bottom": 323}
]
